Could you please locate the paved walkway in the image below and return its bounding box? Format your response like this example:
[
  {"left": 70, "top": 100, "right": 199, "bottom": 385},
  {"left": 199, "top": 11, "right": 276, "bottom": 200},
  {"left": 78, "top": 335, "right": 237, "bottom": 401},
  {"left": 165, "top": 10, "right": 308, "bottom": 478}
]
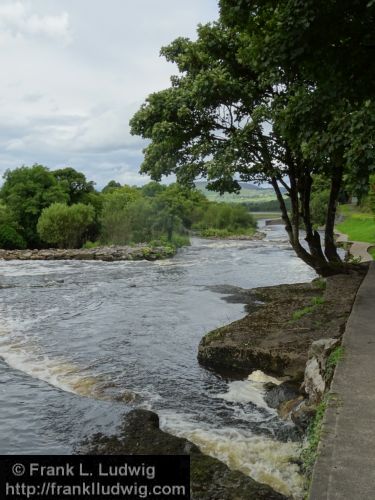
[
  {"left": 335, "top": 229, "right": 373, "bottom": 262},
  {"left": 309, "top": 262, "right": 375, "bottom": 499}
]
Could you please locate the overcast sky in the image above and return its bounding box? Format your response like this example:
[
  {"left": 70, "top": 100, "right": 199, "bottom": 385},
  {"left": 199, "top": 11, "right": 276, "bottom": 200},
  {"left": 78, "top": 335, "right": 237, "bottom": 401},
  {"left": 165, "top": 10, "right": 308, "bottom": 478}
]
[{"left": 0, "top": 0, "right": 219, "bottom": 188}]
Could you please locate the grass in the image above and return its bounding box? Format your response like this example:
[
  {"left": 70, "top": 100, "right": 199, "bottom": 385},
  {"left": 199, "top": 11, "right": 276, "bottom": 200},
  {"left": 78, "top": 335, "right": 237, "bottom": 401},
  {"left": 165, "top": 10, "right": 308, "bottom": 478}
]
[
  {"left": 291, "top": 296, "right": 325, "bottom": 321},
  {"left": 301, "top": 398, "right": 328, "bottom": 482},
  {"left": 301, "top": 346, "right": 344, "bottom": 496},
  {"left": 337, "top": 205, "right": 375, "bottom": 244},
  {"left": 250, "top": 211, "right": 281, "bottom": 220},
  {"left": 325, "top": 346, "right": 345, "bottom": 381},
  {"left": 313, "top": 278, "right": 327, "bottom": 290},
  {"left": 369, "top": 247, "right": 375, "bottom": 260}
]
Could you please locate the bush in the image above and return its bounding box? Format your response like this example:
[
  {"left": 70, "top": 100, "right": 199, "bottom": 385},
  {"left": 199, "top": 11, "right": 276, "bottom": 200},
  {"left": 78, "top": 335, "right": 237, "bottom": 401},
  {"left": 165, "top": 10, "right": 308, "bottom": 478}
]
[
  {"left": 310, "top": 189, "right": 330, "bottom": 227},
  {"left": 37, "top": 203, "right": 95, "bottom": 248},
  {"left": 0, "top": 224, "right": 27, "bottom": 249},
  {"left": 193, "top": 202, "right": 256, "bottom": 232}
]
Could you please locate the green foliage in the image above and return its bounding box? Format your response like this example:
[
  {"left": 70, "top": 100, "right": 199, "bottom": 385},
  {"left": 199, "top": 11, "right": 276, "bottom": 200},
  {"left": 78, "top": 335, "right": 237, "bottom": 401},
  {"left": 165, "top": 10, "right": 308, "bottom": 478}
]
[
  {"left": 99, "top": 187, "right": 147, "bottom": 245},
  {"left": 52, "top": 167, "right": 95, "bottom": 204},
  {"left": 325, "top": 346, "right": 345, "bottom": 382},
  {"left": 102, "top": 180, "right": 122, "bottom": 194},
  {"left": 337, "top": 211, "right": 375, "bottom": 244},
  {"left": 149, "top": 235, "right": 191, "bottom": 249},
  {"left": 130, "top": 0, "right": 375, "bottom": 275},
  {"left": 301, "top": 398, "right": 328, "bottom": 478},
  {"left": 310, "top": 190, "right": 330, "bottom": 228},
  {"left": 368, "top": 175, "right": 375, "bottom": 215},
  {"left": 311, "top": 296, "right": 325, "bottom": 306},
  {"left": 369, "top": 247, "right": 375, "bottom": 261},
  {"left": 313, "top": 278, "right": 327, "bottom": 290},
  {"left": 245, "top": 199, "right": 288, "bottom": 212},
  {"left": 140, "top": 181, "right": 167, "bottom": 198},
  {"left": 82, "top": 240, "right": 100, "bottom": 249},
  {"left": 37, "top": 203, "right": 95, "bottom": 248},
  {"left": 199, "top": 227, "right": 255, "bottom": 238},
  {"left": 0, "top": 224, "right": 27, "bottom": 249},
  {"left": 193, "top": 202, "right": 256, "bottom": 233},
  {"left": 0, "top": 164, "right": 69, "bottom": 247},
  {"left": 291, "top": 296, "right": 325, "bottom": 321}
]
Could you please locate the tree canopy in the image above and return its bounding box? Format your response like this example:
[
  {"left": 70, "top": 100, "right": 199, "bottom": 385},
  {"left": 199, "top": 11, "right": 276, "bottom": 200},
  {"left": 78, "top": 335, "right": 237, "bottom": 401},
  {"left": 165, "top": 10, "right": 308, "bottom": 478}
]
[
  {"left": 52, "top": 167, "right": 95, "bottom": 204},
  {"left": 130, "top": 0, "right": 375, "bottom": 275},
  {"left": 0, "top": 165, "right": 69, "bottom": 247}
]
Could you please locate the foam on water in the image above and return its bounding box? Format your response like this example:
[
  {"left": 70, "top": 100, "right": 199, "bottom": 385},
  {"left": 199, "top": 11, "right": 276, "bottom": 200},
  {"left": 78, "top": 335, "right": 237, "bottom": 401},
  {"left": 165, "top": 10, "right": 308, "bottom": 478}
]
[
  {"left": 0, "top": 327, "right": 133, "bottom": 402},
  {"left": 160, "top": 412, "right": 304, "bottom": 499},
  {"left": 248, "top": 369, "right": 283, "bottom": 385},
  {"left": 216, "top": 370, "right": 283, "bottom": 409}
]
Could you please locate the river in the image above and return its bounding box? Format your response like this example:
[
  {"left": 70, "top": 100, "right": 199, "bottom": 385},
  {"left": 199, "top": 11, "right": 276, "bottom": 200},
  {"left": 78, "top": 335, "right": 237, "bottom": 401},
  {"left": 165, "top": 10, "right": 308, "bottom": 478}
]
[{"left": 0, "top": 223, "right": 316, "bottom": 498}]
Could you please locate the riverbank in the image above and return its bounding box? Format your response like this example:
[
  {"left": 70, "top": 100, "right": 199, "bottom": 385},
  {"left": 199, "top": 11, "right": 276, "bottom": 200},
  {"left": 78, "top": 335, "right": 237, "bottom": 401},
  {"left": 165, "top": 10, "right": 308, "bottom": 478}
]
[
  {"left": 76, "top": 270, "right": 365, "bottom": 499},
  {"left": 309, "top": 263, "right": 375, "bottom": 499},
  {"left": 335, "top": 204, "right": 375, "bottom": 262},
  {"left": 0, "top": 244, "right": 176, "bottom": 261},
  {"left": 198, "top": 272, "right": 365, "bottom": 380},
  {"left": 198, "top": 268, "right": 367, "bottom": 496}
]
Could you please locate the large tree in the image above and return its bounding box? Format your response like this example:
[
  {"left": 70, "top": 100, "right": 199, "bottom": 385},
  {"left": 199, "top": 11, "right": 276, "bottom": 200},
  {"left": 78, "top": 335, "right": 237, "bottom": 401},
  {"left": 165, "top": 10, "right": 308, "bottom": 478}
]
[
  {"left": 0, "top": 164, "right": 68, "bottom": 247},
  {"left": 52, "top": 167, "right": 96, "bottom": 204},
  {"left": 130, "top": 1, "right": 374, "bottom": 276}
]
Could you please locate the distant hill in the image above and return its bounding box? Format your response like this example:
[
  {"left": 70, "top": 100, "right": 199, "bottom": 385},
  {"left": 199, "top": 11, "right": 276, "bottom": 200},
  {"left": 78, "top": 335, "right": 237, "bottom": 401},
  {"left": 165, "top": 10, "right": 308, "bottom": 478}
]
[
  {"left": 194, "top": 181, "right": 285, "bottom": 204},
  {"left": 195, "top": 181, "right": 263, "bottom": 191}
]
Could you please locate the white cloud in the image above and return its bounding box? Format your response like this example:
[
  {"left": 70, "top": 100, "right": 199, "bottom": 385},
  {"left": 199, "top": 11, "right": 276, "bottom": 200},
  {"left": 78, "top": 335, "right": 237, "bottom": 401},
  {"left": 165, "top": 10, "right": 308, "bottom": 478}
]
[
  {"left": 0, "top": 2, "right": 71, "bottom": 43},
  {"left": 0, "top": 0, "right": 218, "bottom": 186}
]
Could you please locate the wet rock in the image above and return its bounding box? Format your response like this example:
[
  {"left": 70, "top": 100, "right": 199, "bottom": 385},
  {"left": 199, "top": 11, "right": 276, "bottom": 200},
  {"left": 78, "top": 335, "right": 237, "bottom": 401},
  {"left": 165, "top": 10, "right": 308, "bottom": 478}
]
[
  {"left": 278, "top": 396, "right": 304, "bottom": 420},
  {"left": 198, "top": 274, "right": 362, "bottom": 380},
  {"left": 264, "top": 382, "right": 301, "bottom": 409},
  {"left": 304, "top": 337, "right": 341, "bottom": 403},
  {"left": 291, "top": 401, "right": 317, "bottom": 432},
  {"left": 79, "top": 409, "right": 287, "bottom": 500},
  {"left": 274, "top": 423, "right": 303, "bottom": 442},
  {"left": 0, "top": 245, "right": 176, "bottom": 262}
]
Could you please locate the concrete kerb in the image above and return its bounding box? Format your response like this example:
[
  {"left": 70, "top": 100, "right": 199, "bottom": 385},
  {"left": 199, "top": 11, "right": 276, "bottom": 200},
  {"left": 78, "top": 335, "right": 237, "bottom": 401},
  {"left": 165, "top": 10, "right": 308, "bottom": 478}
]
[{"left": 309, "top": 262, "right": 375, "bottom": 500}]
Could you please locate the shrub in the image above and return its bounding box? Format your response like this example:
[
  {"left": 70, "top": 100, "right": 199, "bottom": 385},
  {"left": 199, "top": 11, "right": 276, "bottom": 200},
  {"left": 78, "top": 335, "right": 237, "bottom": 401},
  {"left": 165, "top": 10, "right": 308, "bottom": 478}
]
[
  {"left": 0, "top": 224, "right": 27, "bottom": 249},
  {"left": 193, "top": 202, "right": 256, "bottom": 232},
  {"left": 37, "top": 203, "right": 95, "bottom": 248}
]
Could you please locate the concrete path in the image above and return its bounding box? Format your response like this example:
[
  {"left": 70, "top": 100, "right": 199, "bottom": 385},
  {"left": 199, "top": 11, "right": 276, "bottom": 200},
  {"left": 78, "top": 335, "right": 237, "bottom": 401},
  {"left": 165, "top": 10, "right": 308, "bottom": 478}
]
[
  {"left": 335, "top": 229, "right": 373, "bottom": 262},
  {"left": 309, "top": 262, "right": 375, "bottom": 499}
]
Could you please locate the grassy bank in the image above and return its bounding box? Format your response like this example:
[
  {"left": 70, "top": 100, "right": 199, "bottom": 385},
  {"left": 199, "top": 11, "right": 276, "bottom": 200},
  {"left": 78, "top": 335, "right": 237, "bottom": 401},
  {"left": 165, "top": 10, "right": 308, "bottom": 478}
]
[
  {"left": 337, "top": 205, "right": 375, "bottom": 244},
  {"left": 250, "top": 211, "right": 281, "bottom": 220}
]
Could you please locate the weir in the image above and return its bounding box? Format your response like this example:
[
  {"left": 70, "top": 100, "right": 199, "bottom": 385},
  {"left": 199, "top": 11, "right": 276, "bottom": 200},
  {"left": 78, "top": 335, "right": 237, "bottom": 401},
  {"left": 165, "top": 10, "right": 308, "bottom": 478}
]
[{"left": 309, "top": 262, "right": 375, "bottom": 499}]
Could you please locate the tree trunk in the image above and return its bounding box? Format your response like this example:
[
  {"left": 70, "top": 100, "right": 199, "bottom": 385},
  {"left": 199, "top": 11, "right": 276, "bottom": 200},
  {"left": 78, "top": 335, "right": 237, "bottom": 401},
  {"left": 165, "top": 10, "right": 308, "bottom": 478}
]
[
  {"left": 324, "top": 164, "right": 343, "bottom": 263},
  {"left": 270, "top": 176, "right": 346, "bottom": 277}
]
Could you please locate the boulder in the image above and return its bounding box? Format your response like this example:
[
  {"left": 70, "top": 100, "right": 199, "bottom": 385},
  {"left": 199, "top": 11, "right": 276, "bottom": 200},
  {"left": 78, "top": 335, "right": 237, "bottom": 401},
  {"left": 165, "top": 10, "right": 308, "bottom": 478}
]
[
  {"left": 79, "top": 409, "right": 287, "bottom": 500},
  {"left": 291, "top": 401, "right": 317, "bottom": 432},
  {"left": 303, "top": 338, "right": 341, "bottom": 403},
  {"left": 264, "top": 381, "right": 301, "bottom": 409}
]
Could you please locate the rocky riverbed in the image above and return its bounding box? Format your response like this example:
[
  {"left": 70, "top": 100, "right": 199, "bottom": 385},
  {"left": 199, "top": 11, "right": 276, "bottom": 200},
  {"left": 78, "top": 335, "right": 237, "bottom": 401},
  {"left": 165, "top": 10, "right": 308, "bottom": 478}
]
[
  {"left": 198, "top": 271, "right": 365, "bottom": 381},
  {"left": 77, "top": 269, "right": 366, "bottom": 499},
  {"left": 0, "top": 244, "right": 176, "bottom": 261},
  {"left": 79, "top": 409, "right": 286, "bottom": 500}
]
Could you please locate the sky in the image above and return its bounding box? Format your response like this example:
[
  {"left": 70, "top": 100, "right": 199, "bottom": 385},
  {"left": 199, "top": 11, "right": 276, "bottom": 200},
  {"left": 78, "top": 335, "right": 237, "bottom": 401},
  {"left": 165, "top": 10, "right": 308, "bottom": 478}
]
[{"left": 0, "top": 0, "right": 219, "bottom": 188}]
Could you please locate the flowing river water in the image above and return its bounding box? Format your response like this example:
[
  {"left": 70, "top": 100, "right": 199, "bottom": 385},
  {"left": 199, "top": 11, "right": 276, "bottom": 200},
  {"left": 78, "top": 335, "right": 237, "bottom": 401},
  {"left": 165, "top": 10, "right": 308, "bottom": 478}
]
[{"left": 0, "top": 223, "right": 316, "bottom": 498}]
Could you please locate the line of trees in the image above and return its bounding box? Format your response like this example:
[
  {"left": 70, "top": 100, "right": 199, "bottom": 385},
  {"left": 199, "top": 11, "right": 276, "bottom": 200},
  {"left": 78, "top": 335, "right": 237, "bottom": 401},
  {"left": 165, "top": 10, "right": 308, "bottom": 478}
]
[
  {"left": 130, "top": 0, "right": 375, "bottom": 276},
  {"left": 0, "top": 164, "right": 256, "bottom": 250}
]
